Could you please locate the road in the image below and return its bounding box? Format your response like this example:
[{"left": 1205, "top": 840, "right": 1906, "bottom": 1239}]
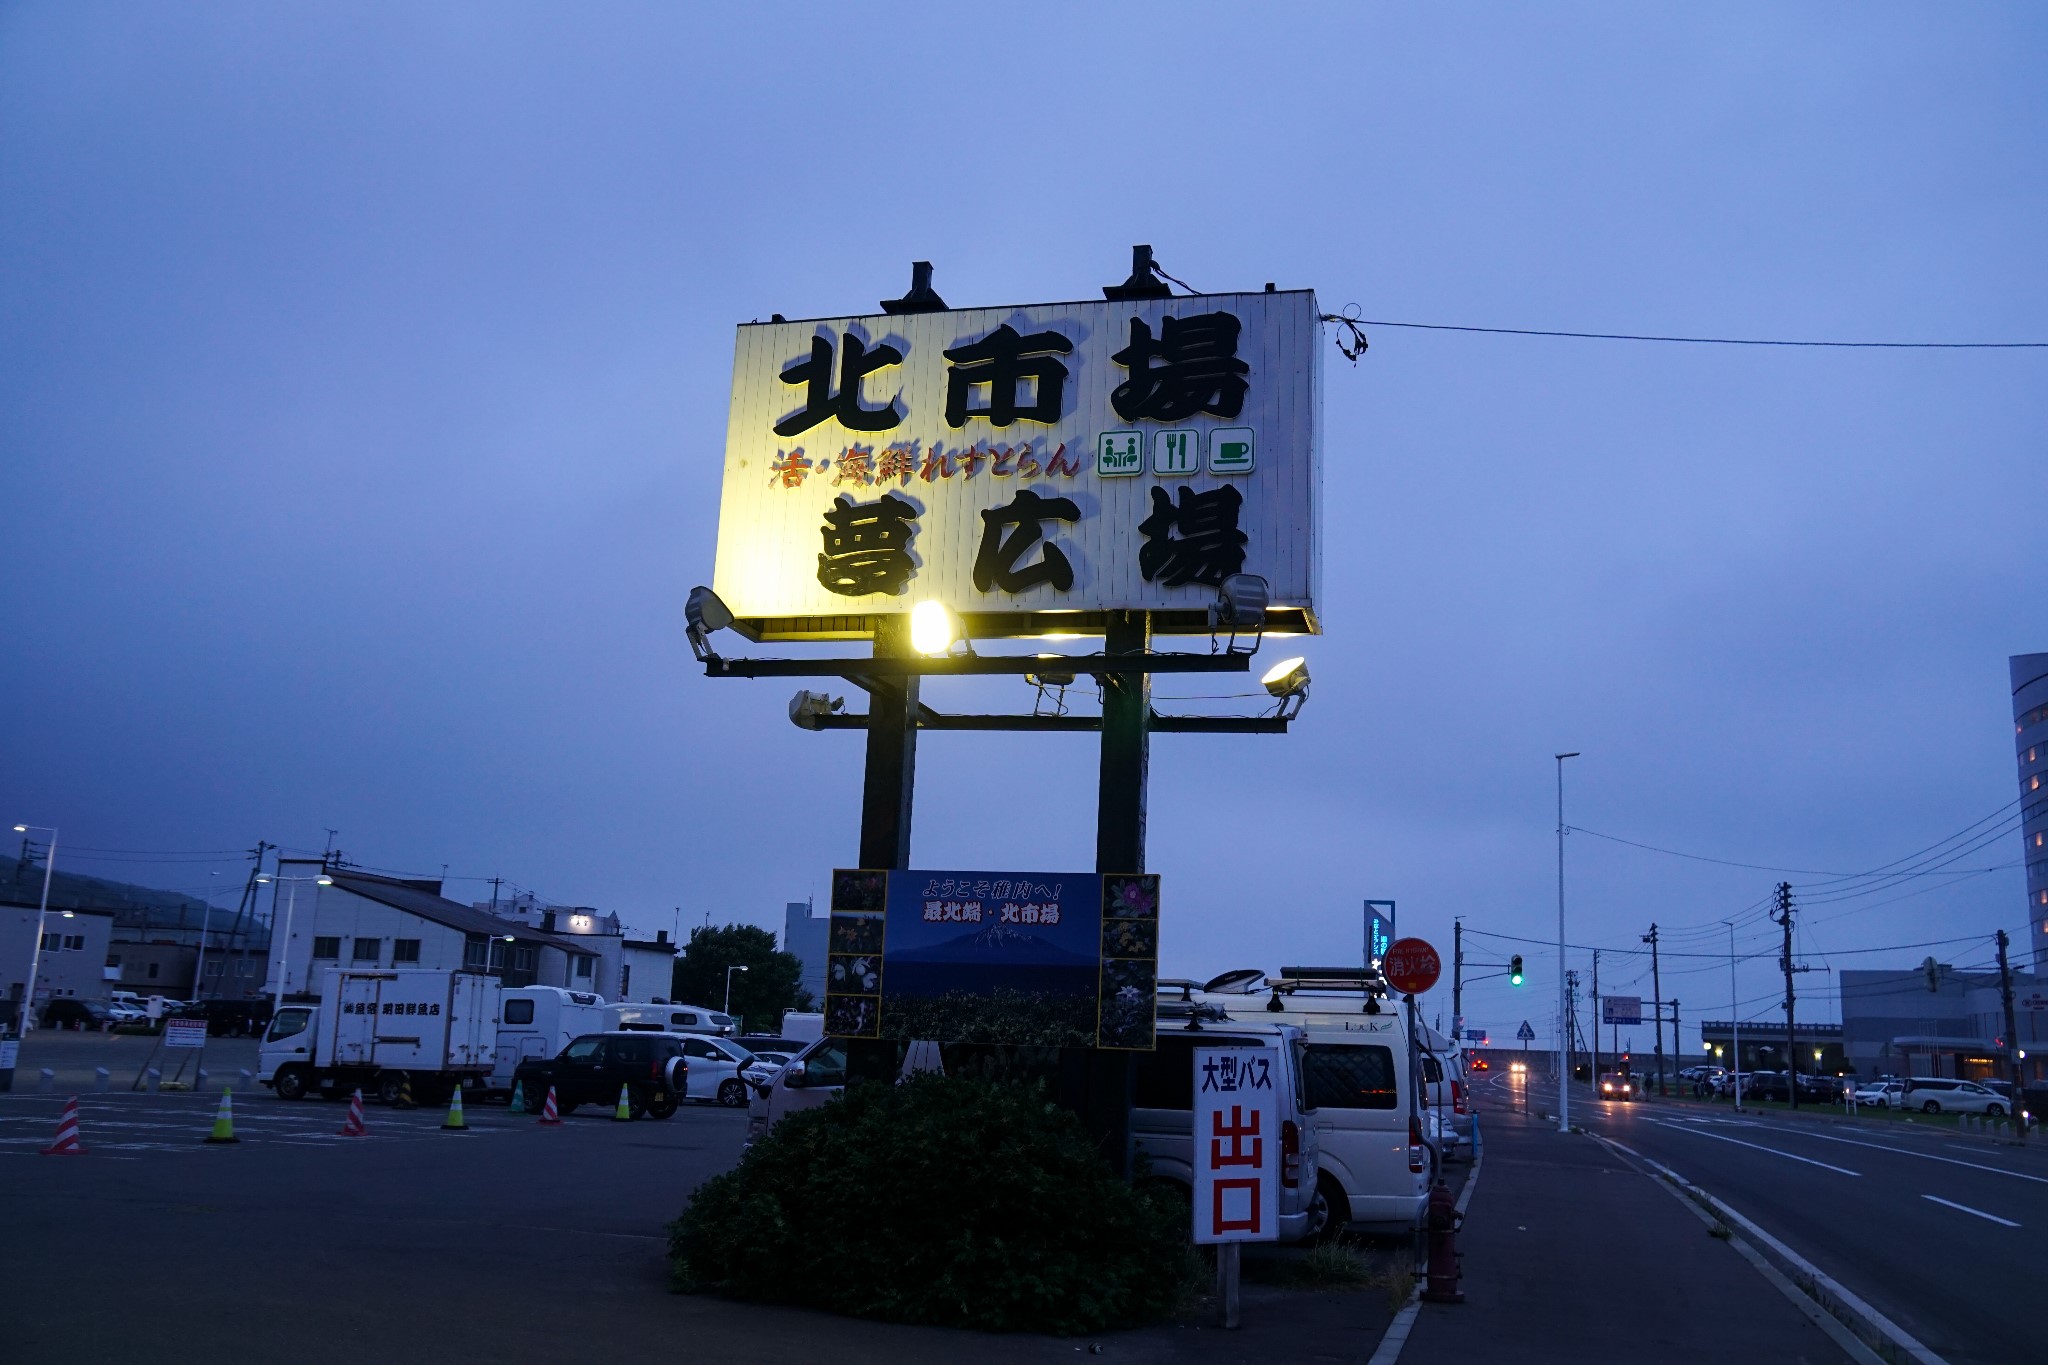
[{"left": 1474, "top": 1068, "right": 2044, "bottom": 1365}]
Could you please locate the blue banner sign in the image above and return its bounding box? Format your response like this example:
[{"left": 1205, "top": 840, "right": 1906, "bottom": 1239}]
[{"left": 824, "top": 868, "right": 1160, "bottom": 1050}]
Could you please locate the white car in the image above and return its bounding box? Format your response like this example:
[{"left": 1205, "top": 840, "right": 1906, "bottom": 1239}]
[
  {"left": 104, "top": 1002, "right": 147, "bottom": 1025},
  {"left": 740, "top": 1050, "right": 795, "bottom": 1087},
  {"left": 1852, "top": 1080, "right": 1901, "bottom": 1108},
  {"left": 673, "top": 1034, "right": 758, "bottom": 1107},
  {"left": 1898, "top": 1077, "right": 2009, "bottom": 1117}
]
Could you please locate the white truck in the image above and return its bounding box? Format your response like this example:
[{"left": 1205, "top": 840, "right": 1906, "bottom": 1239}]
[{"left": 260, "top": 967, "right": 498, "bottom": 1106}]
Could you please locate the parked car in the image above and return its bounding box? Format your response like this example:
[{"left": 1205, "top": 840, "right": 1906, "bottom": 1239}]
[
  {"left": 673, "top": 1033, "right": 758, "bottom": 1107},
  {"left": 181, "top": 998, "right": 274, "bottom": 1037},
  {"left": 511, "top": 1031, "right": 687, "bottom": 1119},
  {"left": 1898, "top": 1077, "right": 2009, "bottom": 1117},
  {"left": 1851, "top": 1080, "right": 1901, "bottom": 1108},
  {"left": 1797, "top": 1074, "right": 1846, "bottom": 1103},
  {"left": 104, "top": 1001, "right": 147, "bottom": 1025},
  {"left": 39, "top": 999, "right": 112, "bottom": 1031}
]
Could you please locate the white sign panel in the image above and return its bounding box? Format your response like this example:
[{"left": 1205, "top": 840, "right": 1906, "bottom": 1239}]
[
  {"left": 713, "top": 290, "right": 1320, "bottom": 636},
  {"left": 1192, "top": 1040, "right": 1282, "bottom": 1245},
  {"left": 1602, "top": 996, "right": 1643, "bottom": 1026},
  {"left": 163, "top": 1018, "right": 207, "bottom": 1049}
]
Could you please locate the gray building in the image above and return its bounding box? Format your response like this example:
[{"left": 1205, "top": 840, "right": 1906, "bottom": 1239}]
[
  {"left": 784, "top": 900, "right": 826, "bottom": 1005},
  {"left": 2015, "top": 653, "right": 2048, "bottom": 970},
  {"left": 1840, "top": 964, "right": 2046, "bottom": 1085}
]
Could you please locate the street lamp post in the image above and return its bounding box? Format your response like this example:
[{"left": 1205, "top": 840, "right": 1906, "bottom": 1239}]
[
  {"left": 1555, "top": 752, "right": 1579, "bottom": 1134},
  {"left": 724, "top": 964, "right": 750, "bottom": 1018},
  {"left": 10, "top": 824, "right": 57, "bottom": 1035},
  {"left": 257, "top": 873, "right": 333, "bottom": 1013}
]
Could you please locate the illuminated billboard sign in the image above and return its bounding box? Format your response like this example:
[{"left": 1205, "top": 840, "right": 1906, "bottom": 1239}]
[
  {"left": 712, "top": 290, "right": 1321, "bottom": 639},
  {"left": 823, "top": 867, "right": 1160, "bottom": 1050}
]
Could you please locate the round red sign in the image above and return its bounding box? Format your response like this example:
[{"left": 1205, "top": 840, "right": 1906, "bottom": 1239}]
[{"left": 1382, "top": 937, "right": 1442, "bottom": 996}]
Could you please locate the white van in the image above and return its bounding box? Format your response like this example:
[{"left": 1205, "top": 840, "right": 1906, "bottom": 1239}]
[
  {"left": 610, "top": 1002, "right": 735, "bottom": 1037},
  {"left": 488, "top": 986, "right": 610, "bottom": 1092},
  {"left": 1178, "top": 970, "right": 1432, "bottom": 1236}
]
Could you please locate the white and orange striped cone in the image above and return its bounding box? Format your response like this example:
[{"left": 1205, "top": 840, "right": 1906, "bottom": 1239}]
[
  {"left": 41, "top": 1095, "right": 86, "bottom": 1155},
  {"left": 538, "top": 1085, "right": 562, "bottom": 1126},
  {"left": 338, "top": 1088, "right": 368, "bottom": 1137}
]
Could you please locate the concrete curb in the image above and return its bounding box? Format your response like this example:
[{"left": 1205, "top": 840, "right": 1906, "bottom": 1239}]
[
  {"left": 1366, "top": 1128, "right": 1484, "bottom": 1365},
  {"left": 1589, "top": 1132, "right": 1948, "bottom": 1365}
]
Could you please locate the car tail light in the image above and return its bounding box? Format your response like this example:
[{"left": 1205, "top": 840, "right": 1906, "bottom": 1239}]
[
  {"left": 1408, "top": 1115, "right": 1426, "bottom": 1174},
  {"left": 1452, "top": 1080, "right": 1467, "bottom": 1115},
  {"left": 1281, "top": 1119, "right": 1301, "bottom": 1189}
]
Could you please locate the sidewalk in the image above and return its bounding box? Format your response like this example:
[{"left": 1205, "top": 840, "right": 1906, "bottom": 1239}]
[{"left": 1399, "top": 1109, "right": 1855, "bottom": 1365}]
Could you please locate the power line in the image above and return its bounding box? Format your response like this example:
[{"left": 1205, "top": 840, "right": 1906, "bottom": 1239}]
[{"left": 1335, "top": 316, "right": 2048, "bottom": 349}]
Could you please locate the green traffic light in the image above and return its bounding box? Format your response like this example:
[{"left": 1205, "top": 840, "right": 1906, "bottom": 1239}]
[{"left": 1509, "top": 954, "right": 1524, "bottom": 986}]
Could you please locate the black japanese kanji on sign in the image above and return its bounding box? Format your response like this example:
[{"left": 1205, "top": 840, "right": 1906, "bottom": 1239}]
[
  {"left": 817, "top": 492, "right": 919, "bottom": 597},
  {"left": 1109, "top": 311, "right": 1250, "bottom": 422},
  {"left": 973, "top": 488, "right": 1080, "bottom": 594},
  {"left": 943, "top": 324, "right": 1074, "bottom": 428},
  {"left": 775, "top": 334, "right": 905, "bottom": 437},
  {"left": 1138, "top": 484, "right": 1247, "bottom": 588}
]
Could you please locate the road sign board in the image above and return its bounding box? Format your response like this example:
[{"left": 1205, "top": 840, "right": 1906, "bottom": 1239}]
[
  {"left": 1193, "top": 1038, "right": 1281, "bottom": 1245},
  {"left": 163, "top": 1019, "right": 207, "bottom": 1049},
  {"left": 1464, "top": 1028, "right": 1488, "bottom": 1043},
  {"left": 1382, "top": 937, "right": 1441, "bottom": 996},
  {"left": 1601, "top": 996, "right": 1643, "bottom": 1026},
  {"left": 1516, "top": 1020, "right": 1536, "bottom": 1042}
]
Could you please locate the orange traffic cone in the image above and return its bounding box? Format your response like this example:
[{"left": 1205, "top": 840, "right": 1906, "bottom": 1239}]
[
  {"left": 338, "top": 1089, "right": 367, "bottom": 1137},
  {"left": 42, "top": 1095, "right": 86, "bottom": 1155},
  {"left": 538, "top": 1085, "right": 562, "bottom": 1126}
]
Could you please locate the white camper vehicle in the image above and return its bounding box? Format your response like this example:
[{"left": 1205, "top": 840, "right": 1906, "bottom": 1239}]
[
  {"left": 610, "top": 1002, "right": 734, "bottom": 1037},
  {"left": 259, "top": 967, "right": 498, "bottom": 1105},
  {"left": 488, "top": 986, "right": 611, "bottom": 1092}
]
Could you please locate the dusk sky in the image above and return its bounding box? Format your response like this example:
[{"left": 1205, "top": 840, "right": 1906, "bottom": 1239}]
[{"left": 4, "top": 6, "right": 2043, "bottom": 1048}]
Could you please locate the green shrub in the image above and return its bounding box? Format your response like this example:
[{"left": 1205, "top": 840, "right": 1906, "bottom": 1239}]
[{"left": 670, "top": 1073, "right": 1195, "bottom": 1333}]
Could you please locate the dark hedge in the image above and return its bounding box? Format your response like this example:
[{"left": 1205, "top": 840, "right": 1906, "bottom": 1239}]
[{"left": 669, "top": 1073, "right": 1194, "bottom": 1334}]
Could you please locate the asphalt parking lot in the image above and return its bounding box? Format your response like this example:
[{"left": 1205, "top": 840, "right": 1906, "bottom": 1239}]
[{"left": 0, "top": 1085, "right": 1390, "bottom": 1364}]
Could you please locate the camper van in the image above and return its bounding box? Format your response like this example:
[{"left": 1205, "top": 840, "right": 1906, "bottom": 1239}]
[
  {"left": 488, "top": 986, "right": 611, "bottom": 1092},
  {"left": 1172, "top": 968, "right": 1434, "bottom": 1237},
  {"left": 610, "top": 1002, "right": 735, "bottom": 1037}
]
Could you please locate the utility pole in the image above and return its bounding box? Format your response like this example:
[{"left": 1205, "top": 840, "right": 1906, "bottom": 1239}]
[
  {"left": 1452, "top": 918, "right": 1463, "bottom": 1043},
  {"left": 488, "top": 877, "right": 503, "bottom": 914},
  {"left": 1565, "top": 969, "right": 1580, "bottom": 1099},
  {"left": 1644, "top": 923, "right": 1665, "bottom": 1097},
  {"left": 1590, "top": 949, "right": 1601, "bottom": 1098},
  {"left": 1772, "top": 882, "right": 1798, "bottom": 1109},
  {"left": 1996, "top": 930, "right": 2027, "bottom": 1144}
]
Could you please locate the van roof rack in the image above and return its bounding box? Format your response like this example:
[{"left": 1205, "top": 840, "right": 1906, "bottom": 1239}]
[{"left": 1273, "top": 966, "right": 1390, "bottom": 994}]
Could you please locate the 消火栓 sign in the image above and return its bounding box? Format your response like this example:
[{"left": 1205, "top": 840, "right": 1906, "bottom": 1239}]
[{"left": 713, "top": 290, "right": 1321, "bottom": 638}]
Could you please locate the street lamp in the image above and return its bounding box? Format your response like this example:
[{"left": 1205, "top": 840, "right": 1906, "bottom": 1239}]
[
  {"left": 1554, "top": 752, "right": 1579, "bottom": 1134},
  {"left": 10, "top": 824, "right": 57, "bottom": 1035},
  {"left": 256, "top": 872, "right": 333, "bottom": 1012},
  {"left": 724, "top": 964, "right": 750, "bottom": 1018}
]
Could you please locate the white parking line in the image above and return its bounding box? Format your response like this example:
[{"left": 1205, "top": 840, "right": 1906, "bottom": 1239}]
[
  {"left": 1922, "top": 1195, "right": 2020, "bottom": 1227},
  {"left": 1645, "top": 1118, "right": 1862, "bottom": 1176}
]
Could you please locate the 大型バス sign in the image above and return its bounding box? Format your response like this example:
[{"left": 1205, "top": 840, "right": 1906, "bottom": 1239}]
[
  {"left": 1193, "top": 1039, "right": 1282, "bottom": 1244},
  {"left": 822, "top": 867, "right": 1160, "bottom": 1049},
  {"left": 713, "top": 289, "right": 1321, "bottom": 638},
  {"left": 1601, "top": 996, "right": 1643, "bottom": 1026}
]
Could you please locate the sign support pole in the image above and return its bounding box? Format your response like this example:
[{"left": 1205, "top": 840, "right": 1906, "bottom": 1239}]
[
  {"left": 1087, "top": 608, "right": 1148, "bottom": 1181},
  {"left": 1217, "top": 1243, "right": 1241, "bottom": 1329},
  {"left": 850, "top": 618, "right": 919, "bottom": 1086}
]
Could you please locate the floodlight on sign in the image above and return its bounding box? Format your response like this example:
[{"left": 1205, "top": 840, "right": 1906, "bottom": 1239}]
[
  {"left": 788, "top": 690, "right": 845, "bottom": 730},
  {"left": 685, "top": 586, "right": 735, "bottom": 661},
  {"left": 1210, "top": 573, "right": 1270, "bottom": 650},
  {"left": 909, "top": 601, "right": 957, "bottom": 656},
  {"left": 1260, "top": 656, "right": 1310, "bottom": 718}
]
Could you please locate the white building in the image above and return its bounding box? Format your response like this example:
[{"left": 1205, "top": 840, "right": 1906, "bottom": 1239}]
[
  {"left": 3, "top": 901, "right": 116, "bottom": 1025},
  {"left": 474, "top": 894, "right": 675, "bottom": 1002},
  {"left": 266, "top": 862, "right": 600, "bottom": 1000}
]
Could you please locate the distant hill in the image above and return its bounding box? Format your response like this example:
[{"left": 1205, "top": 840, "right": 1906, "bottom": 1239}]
[{"left": 0, "top": 856, "right": 242, "bottom": 934}]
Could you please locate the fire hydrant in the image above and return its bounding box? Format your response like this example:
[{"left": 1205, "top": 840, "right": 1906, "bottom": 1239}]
[{"left": 1421, "top": 1178, "right": 1464, "bottom": 1303}]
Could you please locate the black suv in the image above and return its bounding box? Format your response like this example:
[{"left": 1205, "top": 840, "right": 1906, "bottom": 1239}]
[
  {"left": 39, "top": 999, "right": 112, "bottom": 1031},
  {"left": 512, "top": 1032, "right": 686, "bottom": 1119}
]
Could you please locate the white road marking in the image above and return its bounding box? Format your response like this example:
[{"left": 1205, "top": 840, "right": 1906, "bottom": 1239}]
[
  {"left": 1740, "top": 1129, "right": 2048, "bottom": 1185},
  {"left": 1922, "top": 1195, "right": 2019, "bottom": 1227},
  {"left": 1645, "top": 1118, "right": 1862, "bottom": 1175}
]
